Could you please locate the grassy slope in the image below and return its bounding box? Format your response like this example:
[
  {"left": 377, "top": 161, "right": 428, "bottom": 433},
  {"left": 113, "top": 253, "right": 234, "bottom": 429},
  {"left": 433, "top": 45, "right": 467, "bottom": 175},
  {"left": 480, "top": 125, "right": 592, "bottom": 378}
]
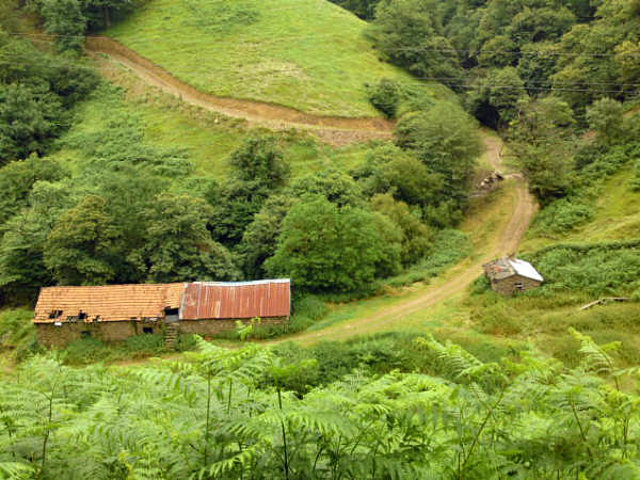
[
  {"left": 107, "top": 0, "right": 449, "bottom": 117},
  {"left": 520, "top": 168, "right": 640, "bottom": 252},
  {"left": 54, "top": 65, "right": 377, "bottom": 179}
]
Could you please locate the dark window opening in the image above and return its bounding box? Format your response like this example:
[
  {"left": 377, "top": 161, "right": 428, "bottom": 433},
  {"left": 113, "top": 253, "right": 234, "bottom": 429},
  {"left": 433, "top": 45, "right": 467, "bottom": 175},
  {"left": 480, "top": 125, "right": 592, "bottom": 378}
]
[
  {"left": 164, "top": 307, "right": 180, "bottom": 323},
  {"left": 49, "top": 310, "right": 63, "bottom": 319},
  {"left": 143, "top": 327, "right": 154, "bottom": 334},
  {"left": 81, "top": 331, "right": 92, "bottom": 338},
  {"left": 515, "top": 282, "right": 524, "bottom": 290}
]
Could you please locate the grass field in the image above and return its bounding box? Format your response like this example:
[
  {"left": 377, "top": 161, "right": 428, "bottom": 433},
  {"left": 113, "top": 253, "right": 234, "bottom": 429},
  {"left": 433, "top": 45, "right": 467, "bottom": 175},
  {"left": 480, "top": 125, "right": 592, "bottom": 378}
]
[
  {"left": 106, "top": 0, "right": 450, "bottom": 116},
  {"left": 54, "top": 68, "right": 380, "bottom": 179}
]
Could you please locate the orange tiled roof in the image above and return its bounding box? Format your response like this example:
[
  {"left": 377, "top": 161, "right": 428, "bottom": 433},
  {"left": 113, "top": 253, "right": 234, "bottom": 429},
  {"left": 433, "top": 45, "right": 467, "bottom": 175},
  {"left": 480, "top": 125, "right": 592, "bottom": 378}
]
[{"left": 33, "top": 283, "right": 185, "bottom": 323}]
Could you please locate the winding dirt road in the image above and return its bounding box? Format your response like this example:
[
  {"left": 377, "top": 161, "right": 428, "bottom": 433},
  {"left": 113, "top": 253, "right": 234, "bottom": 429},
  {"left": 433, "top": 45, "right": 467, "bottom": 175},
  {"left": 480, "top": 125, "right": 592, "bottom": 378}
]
[
  {"left": 273, "top": 135, "right": 537, "bottom": 345},
  {"left": 85, "top": 36, "right": 393, "bottom": 146},
  {"left": 83, "top": 37, "right": 537, "bottom": 346}
]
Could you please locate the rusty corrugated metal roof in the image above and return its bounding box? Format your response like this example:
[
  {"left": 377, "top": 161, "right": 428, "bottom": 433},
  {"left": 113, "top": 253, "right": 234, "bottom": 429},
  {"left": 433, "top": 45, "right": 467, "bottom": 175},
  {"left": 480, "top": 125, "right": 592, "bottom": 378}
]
[
  {"left": 34, "top": 283, "right": 185, "bottom": 323},
  {"left": 181, "top": 279, "right": 291, "bottom": 320}
]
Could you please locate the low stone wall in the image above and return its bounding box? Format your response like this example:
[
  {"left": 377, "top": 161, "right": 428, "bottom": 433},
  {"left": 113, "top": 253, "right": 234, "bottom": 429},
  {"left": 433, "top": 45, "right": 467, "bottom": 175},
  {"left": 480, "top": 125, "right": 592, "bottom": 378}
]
[
  {"left": 36, "top": 317, "right": 288, "bottom": 348},
  {"left": 491, "top": 275, "right": 541, "bottom": 295},
  {"left": 35, "top": 320, "right": 161, "bottom": 348},
  {"left": 177, "top": 317, "right": 288, "bottom": 337}
]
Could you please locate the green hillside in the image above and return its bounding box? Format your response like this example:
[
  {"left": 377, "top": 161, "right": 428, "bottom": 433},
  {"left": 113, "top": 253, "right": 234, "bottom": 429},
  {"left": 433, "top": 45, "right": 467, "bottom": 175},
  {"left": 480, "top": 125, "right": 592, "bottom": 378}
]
[{"left": 106, "top": 0, "right": 445, "bottom": 116}]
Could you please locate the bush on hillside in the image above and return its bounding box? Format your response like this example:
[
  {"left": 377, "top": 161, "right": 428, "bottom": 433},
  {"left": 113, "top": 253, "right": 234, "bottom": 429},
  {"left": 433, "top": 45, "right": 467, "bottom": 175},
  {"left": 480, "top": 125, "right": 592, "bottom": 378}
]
[
  {"left": 366, "top": 78, "right": 400, "bottom": 118},
  {"left": 531, "top": 197, "right": 595, "bottom": 234},
  {"left": 527, "top": 241, "right": 640, "bottom": 296},
  {"left": 0, "top": 308, "right": 39, "bottom": 360}
]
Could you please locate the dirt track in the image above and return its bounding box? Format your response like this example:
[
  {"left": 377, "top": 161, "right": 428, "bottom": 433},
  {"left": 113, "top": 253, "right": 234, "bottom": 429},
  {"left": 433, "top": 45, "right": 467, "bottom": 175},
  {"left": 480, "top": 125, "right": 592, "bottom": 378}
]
[
  {"left": 82, "top": 37, "right": 537, "bottom": 347},
  {"left": 85, "top": 36, "right": 393, "bottom": 146},
  {"left": 274, "top": 135, "right": 537, "bottom": 345}
]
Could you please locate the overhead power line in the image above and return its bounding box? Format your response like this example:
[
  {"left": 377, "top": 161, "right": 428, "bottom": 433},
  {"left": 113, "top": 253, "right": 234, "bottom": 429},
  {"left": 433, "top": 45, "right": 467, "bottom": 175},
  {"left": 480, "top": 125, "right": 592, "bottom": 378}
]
[{"left": 6, "top": 31, "right": 640, "bottom": 59}]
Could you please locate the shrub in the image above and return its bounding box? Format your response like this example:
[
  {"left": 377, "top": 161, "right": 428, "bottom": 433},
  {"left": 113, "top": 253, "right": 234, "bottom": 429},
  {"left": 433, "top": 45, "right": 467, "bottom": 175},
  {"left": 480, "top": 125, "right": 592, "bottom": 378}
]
[
  {"left": 0, "top": 308, "right": 40, "bottom": 360},
  {"left": 366, "top": 79, "right": 400, "bottom": 118},
  {"left": 122, "top": 333, "right": 166, "bottom": 356},
  {"left": 531, "top": 198, "right": 595, "bottom": 234},
  {"left": 527, "top": 240, "right": 640, "bottom": 296},
  {"left": 62, "top": 337, "right": 111, "bottom": 365}
]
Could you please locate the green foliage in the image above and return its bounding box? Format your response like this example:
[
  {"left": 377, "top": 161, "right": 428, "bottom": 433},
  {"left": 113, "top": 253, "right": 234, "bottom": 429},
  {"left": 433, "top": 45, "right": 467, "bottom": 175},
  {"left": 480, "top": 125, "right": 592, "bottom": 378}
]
[
  {"left": 366, "top": 78, "right": 401, "bottom": 118},
  {"left": 210, "top": 137, "right": 290, "bottom": 246},
  {"left": 396, "top": 104, "right": 482, "bottom": 213},
  {"left": 371, "top": 193, "right": 432, "bottom": 266},
  {"left": 531, "top": 197, "right": 595, "bottom": 234},
  {"left": 0, "top": 308, "right": 39, "bottom": 360},
  {"left": 228, "top": 136, "right": 289, "bottom": 188},
  {"left": 44, "top": 195, "right": 120, "bottom": 285},
  {"left": 370, "top": 0, "right": 463, "bottom": 87},
  {"left": 40, "top": 0, "right": 86, "bottom": 52},
  {"left": 135, "top": 195, "right": 239, "bottom": 282},
  {"left": 236, "top": 194, "right": 295, "bottom": 278},
  {"left": 328, "top": 0, "right": 380, "bottom": 20},
  {"left": 267, "top": 195, "right": 402, "bottom": 293},
  {"left": 528, "top": 240, "right": 640, "bottom": 295},
  {"left": 468, "top": 67, "right": 527, "bottom": 128},
  {"left": 0, "top": 35, "right": 98, "bottom": 163},
  {"left": 288, "top": 168, "right": 364, "bottom": 208},
  {"left": 0, "top": 334, "right": 638, "bottom": 478},
  {"left": 352, "top": 143, "right": 444, "bottom": 208},
  {"left": 0, "top": 156, "right": 68, "bottom": 227},
  {"left": 586, "top": 97, "right": 627, "bottom": 143}
]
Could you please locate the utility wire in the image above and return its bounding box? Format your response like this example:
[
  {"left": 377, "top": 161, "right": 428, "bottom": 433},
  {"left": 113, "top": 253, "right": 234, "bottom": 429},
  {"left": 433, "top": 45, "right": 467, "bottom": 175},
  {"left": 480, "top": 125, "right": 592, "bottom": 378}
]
[{"left": 6, "top": 31, "right": 640, "bottom": 58}]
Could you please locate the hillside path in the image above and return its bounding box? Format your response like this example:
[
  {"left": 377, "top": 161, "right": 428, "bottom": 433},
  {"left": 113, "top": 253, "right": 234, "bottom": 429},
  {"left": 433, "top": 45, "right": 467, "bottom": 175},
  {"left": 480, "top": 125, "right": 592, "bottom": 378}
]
[
  {"left": 272, "top": 135, "right": 537, "bottom": 345},
  {"left": 85, "top": 36, "right": 393, "bottom": 146}
]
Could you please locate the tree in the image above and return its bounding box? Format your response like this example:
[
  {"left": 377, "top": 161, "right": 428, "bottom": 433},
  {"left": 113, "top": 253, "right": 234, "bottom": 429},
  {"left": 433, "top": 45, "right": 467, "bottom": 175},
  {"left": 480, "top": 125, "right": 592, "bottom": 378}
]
[
  {"left": 516, "top": 41, "right": 560, "bottom": 93},
  {"left": 468, "top": 67, "right": 527, "bottom": 128},
  {"left": 508, "top": 7, "right": 574, "bottom": 45},
  {"left": 229, "top": 136, "right": 289, "bottom": 189},
  {"left": 366, "top": 78, "right": 401, "bottom": 118},
  {"left": 0, "top": 211, "right": 55, "bottom": 303},
  {"left": 514, "top": 96, "right": 575, "bottom": 139},
  {"left": 288, "top": 168, "right": 364, "bottom": 207},
  {"left": 135, "top": 195, "right": 239, "bottom": 283},
  {"left": 210, "top": 137, "right": 290, "bottom": 246},
  {"left": 353, "top": 144, "right": 444, "bottom": 207},
  {"left": 44, "top": 195, "right": 119, "bottom": 285},
  {"left": 370, "top": 0, "right": 463, "bottom": 86},
  {"left": 396, "top": 104, "right": 482, "bottom": 205},
  {"left": 0, "top": 156, "right": 68, "bottom": 227},
  {"left": 586, "top": 97, "right": 626, "bottom": 144},
  {"left": 371, "top": 193, "right": 432, "bottom": 266},
  {"left": 39, "top": 0, "right": 87, "bottom": 53},
  {"left": 236, "top": 195, "right": 295, "bottom": 279},
  {"left": 478, "top": 35, "right": 516, "bottom": 68},
  {"left": 83, "top": 0, "right": 139, "bottom": 30},
  {"left": 0, "top": 84, "right": 66, "bottom": 163},
  {"left": 266, "top": 195, "right": 401, "bottom": 292},
  {"left": 513, "top": 140, "right": 575, "bottom": 203}
]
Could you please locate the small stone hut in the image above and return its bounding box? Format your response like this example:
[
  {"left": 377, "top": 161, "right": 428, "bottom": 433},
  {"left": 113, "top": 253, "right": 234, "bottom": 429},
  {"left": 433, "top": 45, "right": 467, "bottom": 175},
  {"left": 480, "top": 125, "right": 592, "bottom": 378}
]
[
  {"left": 33, "top": 279, "right": 291, "bottom": 348},
  {"left": 483, "top": 257, "right": 543, "bottom": 295}
]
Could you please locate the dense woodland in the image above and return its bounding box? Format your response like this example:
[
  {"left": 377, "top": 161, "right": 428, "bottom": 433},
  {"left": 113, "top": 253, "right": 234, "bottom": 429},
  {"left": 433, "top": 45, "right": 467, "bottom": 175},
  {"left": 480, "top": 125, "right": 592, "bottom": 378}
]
[{"left": 0, "top": 0, "right": 639, "bottom": 477}]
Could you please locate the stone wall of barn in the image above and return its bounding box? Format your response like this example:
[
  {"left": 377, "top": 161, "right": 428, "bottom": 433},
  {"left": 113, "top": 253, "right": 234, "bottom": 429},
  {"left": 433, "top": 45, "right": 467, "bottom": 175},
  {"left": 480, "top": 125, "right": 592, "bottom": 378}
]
[
  {"left": 35, "top": 320, "right": 162, "bottom": 348},
  {"left": 176, "top": 316, "right": 289, "bottom": 337},
  {"left": 36, "top": 317, "right": 289, "bottom": 348},
  {"left": 490, "top": 275, "right": 541, "bottom": 295}
]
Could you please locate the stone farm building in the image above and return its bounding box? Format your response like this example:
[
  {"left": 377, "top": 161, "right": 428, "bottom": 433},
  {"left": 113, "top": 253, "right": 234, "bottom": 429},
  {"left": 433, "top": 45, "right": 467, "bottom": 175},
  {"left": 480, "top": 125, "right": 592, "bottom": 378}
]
[
  {"left": 34, "top": 280, "right": 290, "bottom": 348},
  {"left": 483, "top": 257, "right": 543, "bottom": 295}
]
